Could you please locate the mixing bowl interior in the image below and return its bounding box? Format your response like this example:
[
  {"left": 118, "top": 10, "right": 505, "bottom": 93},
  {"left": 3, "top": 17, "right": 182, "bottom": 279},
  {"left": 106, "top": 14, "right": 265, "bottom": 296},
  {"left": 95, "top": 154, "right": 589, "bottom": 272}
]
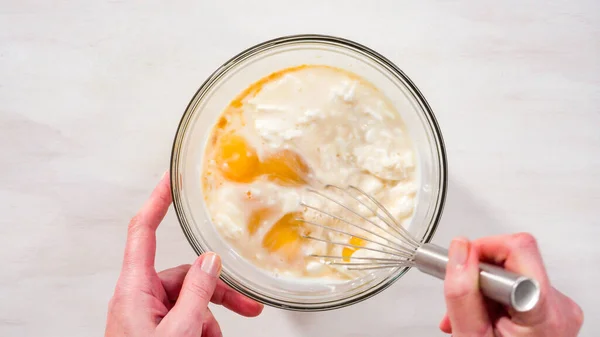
[{"left": 170, "top": 35, "right": 447, "bottom": 311}]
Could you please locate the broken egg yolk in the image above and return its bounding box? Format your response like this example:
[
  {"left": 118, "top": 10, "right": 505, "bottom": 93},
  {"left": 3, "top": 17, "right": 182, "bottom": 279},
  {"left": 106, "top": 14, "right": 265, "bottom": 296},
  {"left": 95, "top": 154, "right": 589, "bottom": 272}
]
[
  {"left": 214, "top": 133, "right": 312, "bottom": 260},
  {"left": 342, "top": 236, "right": 367, "bottom": 262},
  {"left": 247, "top": 207, "right": 275, "bottom": 236},
  {"left": 262, "top": 212, "right": 306, "bottom": 259},
  {"left": 261, "top": 149, "right": 310, "bottom": 186},
  {"left": 215, "top": 133, "right": 259, "bottom": 183},
  {"left": 216, "top": 133, "right": 310, "bottom": 187}
]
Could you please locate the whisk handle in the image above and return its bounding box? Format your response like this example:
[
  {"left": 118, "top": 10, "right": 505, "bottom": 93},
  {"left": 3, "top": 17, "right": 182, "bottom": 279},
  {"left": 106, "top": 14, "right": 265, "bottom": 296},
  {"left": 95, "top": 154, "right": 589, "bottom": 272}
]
[{"left": 414, "top": 243, "right": 540, "bottom": 312}]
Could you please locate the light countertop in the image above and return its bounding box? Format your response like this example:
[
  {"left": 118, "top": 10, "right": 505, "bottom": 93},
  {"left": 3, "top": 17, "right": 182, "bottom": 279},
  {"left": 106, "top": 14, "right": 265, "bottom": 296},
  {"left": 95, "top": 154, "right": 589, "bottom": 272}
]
[{"left": 1, "top": 1, "right": 598, "bottom": 336}]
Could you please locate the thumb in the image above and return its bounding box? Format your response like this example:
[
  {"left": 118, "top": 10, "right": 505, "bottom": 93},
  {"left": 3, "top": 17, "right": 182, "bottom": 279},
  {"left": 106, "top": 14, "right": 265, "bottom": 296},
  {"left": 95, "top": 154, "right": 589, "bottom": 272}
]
[{"left": 158, "top": 253, "right": 221, "bottom": 336}]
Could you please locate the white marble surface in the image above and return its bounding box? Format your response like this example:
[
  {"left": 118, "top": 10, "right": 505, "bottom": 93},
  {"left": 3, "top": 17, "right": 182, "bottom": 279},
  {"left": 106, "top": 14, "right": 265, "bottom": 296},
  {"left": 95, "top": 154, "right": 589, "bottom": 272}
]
[{"left": 1, "top": 0, "right": 599, "bottom": 336}]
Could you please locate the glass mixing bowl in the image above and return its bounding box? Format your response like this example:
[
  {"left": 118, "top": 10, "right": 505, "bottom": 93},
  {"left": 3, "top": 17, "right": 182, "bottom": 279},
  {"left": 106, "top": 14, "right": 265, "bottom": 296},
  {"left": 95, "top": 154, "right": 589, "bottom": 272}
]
[{"left": 170, "top": 34, "right": 447, "bottom": 311}]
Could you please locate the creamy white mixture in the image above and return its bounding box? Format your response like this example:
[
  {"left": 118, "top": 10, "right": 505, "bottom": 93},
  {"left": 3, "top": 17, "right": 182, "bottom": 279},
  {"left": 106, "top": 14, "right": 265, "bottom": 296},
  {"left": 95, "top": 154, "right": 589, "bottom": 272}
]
[{"left": 203, "top": 65, "right": 418, "bottom": 280}]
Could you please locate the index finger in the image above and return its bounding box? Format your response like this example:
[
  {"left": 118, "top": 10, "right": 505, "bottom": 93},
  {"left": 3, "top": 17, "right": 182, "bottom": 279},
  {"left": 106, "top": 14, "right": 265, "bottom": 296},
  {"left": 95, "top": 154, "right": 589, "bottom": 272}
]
[
  {"left": 158, "top": 264, "right": 264, "bottom": 317},
  {"left": 122, "top": 172, "right": 172, "bottom": 273},
  {"left": 211, "top": 279, "right": 265, "bottom": 317}
]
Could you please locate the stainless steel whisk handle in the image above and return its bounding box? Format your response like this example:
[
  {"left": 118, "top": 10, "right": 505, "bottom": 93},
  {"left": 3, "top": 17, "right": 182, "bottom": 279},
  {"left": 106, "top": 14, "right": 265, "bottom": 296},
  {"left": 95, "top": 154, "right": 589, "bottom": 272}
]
[{"left": 414, "top": 243, "right": 541, "bottom": 312}]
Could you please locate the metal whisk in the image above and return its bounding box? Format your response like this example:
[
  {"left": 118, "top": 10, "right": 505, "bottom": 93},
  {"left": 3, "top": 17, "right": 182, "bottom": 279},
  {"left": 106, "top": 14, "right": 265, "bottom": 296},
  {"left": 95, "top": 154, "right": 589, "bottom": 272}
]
[{"left": 299, "top": 185, "right": 540, "bottom": 313}]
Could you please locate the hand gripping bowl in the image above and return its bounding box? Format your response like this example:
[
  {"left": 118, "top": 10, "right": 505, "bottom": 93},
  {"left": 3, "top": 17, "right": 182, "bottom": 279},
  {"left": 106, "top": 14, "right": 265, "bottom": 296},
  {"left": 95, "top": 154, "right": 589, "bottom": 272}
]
[{"left": 170, "top": 34, "right": 447, "bottom": 311}]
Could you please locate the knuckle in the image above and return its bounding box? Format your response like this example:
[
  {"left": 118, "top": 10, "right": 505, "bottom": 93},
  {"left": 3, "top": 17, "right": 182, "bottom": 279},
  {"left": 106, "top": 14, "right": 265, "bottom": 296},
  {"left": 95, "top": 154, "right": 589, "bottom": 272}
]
[
  {"left": 127, "top": 215, "right": 150, "bottom": 239},
  {"left": 474, "top": 325, "right": 493, "bottom": 337},
  {"left": 211, "top": 287, "right": 226, "bottom": 305},
  {"left": 176, "top": 264, "right": 192, "bottom": 272},
  {"left": 512, "top": 232, "right": 538, "bottom": 250},
  {"left": 186, "top": 281, "right": 213, "bottom": 300},
  {"left": 107, "top": 293, "right": 123, "bottom": 310},
  {"left": 128, "top": 215, "right": 143, "bottom": 233},
  {"left": 157, "top": 190, "right": 171, "bottom": 206},
  {"left": 444, "top": 278, "right": 472, "bottom": 301},
  {"left": 159, "top": 264, "right": 190, "bottom": 274},
  {"left": 129, "top": 214, "right": 141, "bottom": 227}
]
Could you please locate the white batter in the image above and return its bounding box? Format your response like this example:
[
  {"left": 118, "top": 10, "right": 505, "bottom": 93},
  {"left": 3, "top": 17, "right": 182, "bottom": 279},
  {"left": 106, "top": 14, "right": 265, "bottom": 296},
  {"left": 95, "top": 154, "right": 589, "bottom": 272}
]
[{"left": 202, "top": 65, "right": 418, "bottom": 280}]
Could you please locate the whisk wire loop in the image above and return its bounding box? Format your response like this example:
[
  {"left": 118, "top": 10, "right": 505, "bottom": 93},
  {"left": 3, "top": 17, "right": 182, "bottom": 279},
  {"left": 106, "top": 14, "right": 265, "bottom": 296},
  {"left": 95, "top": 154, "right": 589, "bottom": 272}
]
[
  {"left": 304, "top": 188, "right": 409, "bottom": 249},
  {"left": 302, "top": 235, "right": 413, "bottom": 260},
  {"left": 299, "top": 184, "right": 422, "bottom": 268},
  {"left": 346, "top": 185, "right": 421, "bottom": 248},
  {"left": 297, "top": 218, "right": 414, "bottom": 256}
]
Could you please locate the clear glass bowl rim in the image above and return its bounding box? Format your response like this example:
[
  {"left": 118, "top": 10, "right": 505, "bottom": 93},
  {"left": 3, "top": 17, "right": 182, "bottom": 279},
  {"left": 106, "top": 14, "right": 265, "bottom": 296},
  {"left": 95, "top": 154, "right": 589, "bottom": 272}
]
[{"left": 170, "top": 34, "right": 448, "bottom": 311}]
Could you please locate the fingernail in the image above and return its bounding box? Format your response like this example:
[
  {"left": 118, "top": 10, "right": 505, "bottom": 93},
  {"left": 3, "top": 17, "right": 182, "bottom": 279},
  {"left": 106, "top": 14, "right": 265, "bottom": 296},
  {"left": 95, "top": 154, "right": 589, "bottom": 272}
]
[
  {"left": 449, "top": 238, "right": 469, "bottom": 269},
  {"left": 200, "top": 253, "right": 221, "bottom": 277},
  {"left": 161, "top": 170, "right": 169, "bottom": 179}
]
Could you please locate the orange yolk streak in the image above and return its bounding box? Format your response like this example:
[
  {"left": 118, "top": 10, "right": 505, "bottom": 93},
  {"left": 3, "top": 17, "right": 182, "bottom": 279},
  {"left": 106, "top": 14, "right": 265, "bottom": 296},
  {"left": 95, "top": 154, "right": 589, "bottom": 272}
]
[
  {"left": 247, "top": 207, "right": 275, "bottom": 236},
  {"left": 342, "top": 236, "right": 367, "bottom": 262},
  {"left": 262, "top": 212, "right": 307, "bottom": 260},
  {"left": 261, "top": 149, "right": 310, "bottom": 186}
]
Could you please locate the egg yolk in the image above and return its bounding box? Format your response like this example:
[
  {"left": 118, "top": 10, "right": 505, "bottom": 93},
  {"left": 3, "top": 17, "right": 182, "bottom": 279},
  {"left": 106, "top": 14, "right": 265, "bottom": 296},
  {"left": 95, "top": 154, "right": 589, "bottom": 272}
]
[
  {"left": 342, "top": 236, "right": 367, "bottom": 262},
  {"left": 215, "top": 134, "right": 310, "bottom": 187},
  {"left": 261, "top": 149, "right": 310, "bottom": 186},
  {"left": 216, "top": 133, "right": 259, "bottom": 183},
  {"left": 262, "top": 212, "right": 306, "bottom": 259},
  {"left": 247, "top": 207, "right": 274, "bottom": 236},
  {"left": 214, "top": 133, "right": 313, "bottom": 261}
]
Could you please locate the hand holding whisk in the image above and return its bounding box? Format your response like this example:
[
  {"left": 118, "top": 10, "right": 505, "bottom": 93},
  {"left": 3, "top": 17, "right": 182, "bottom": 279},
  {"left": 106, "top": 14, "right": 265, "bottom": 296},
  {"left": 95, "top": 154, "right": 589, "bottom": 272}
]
[{"left": 299, "top": 184, "right": 541, "bottom": 313}]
